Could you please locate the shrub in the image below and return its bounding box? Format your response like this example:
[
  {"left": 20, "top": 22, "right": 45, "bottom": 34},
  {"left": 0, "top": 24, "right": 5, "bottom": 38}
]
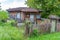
[
  {"left": 0, "top": 26, "right": 24, "bottom": 40},
  {"left": 6, "top": 19, "right": 17, "bottom": 26},
  {"left": 0, "top": 11, "right": 8, "bottom": 23},
  {"left": 30, "top": 29, "right": 39, "bottom": 37},
  {"left": 0, "top": 19, "right": 17, "bottom": 27}
]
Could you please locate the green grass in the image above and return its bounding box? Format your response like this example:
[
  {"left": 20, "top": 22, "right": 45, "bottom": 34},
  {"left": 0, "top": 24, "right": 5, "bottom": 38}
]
[
  {"left": 1, "top": 25, "right": 60, "bottom": 40},
  {"left": 0, "top": 25, "right": 24, "bottom": 40},
  {"left": 1, "top": 22, "right": 60, "bottom": 40},
  {"left": 28, "top": 32, "right": 60, "bottom": 40}
]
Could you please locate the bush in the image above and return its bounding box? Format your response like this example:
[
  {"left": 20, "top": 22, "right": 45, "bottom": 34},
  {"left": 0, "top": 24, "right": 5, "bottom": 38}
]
[
  {"left": 0, "top": 11, "right": 8, "bottom": 20},
  {"left": 0, "top": 26, "right": 24, "bottom": 40},
  {"left": 6, "top": 19, "right": 17, "bottom": 26},
  {"left": 0, "top": 20, "right": 25, "bottom": 40},
  {"left": 30, "top": 29, "right": 39, "bottom": 37},
  {"left": 0, "top": 11, "right": 25, "bottom": 40},
  {"left": 0, "top": 19, "right": 17, "bottom": 27}
]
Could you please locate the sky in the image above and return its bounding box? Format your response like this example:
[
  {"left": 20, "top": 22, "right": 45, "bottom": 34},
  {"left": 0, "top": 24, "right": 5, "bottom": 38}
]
[{"left": 0, "top": 0, "right": 27, "bottom": 10}]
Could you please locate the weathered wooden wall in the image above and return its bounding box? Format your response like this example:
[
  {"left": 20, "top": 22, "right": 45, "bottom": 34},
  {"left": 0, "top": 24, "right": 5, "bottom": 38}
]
[
  {"left": 56, "top": 22, "right": 60, "bottom": 32},
  {"left": 32, "top": 19, "right": 51, "bottom": 33}
]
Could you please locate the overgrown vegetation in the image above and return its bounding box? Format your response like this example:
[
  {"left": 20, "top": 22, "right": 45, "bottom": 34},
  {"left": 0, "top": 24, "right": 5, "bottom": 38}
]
[
  {"left": 0, "top": 26, "right": 24, "bottom": 40},
  {"left": 0, "top": 19, "right": 24, "bottom": 40},
  {"left": 29, "top": 29, "right": 39, "bottom": 37},
  {"left": 0, "top": 6, "right": 60, "bottom": 40},
  {"left": 0, "top": 11, "right": 8, "bottom": 22},
  {"left": 28, "top": 32, "right": 60, "bottom": 40},
  {"left": 0, "top": 10, "right": 24, "bottom": 40},
  {"left": 26, "top": 0, "right": 60, "bottom": 18}
]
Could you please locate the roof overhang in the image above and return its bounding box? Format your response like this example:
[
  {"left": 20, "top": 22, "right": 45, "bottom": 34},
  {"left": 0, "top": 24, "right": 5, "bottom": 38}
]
[{"left": 7, "top": 7, "right": 42, "bottom": 13}]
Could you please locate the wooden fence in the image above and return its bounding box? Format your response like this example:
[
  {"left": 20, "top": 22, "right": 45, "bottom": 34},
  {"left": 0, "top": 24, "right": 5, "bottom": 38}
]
[
  {"left": 32, "top": 19, "right": 51, "bottom": 33},
  {"left": 32, "top": 18, "right": 60, "bottom": 33}
]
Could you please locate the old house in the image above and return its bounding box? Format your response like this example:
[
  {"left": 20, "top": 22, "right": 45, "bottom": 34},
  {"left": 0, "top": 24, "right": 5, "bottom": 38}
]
[{"left": 7, "top": 7, "right": 42, "bottom": 24}]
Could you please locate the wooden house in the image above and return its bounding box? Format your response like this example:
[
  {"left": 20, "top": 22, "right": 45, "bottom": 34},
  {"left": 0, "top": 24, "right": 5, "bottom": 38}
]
[{"left": 7, "top": 7, "right": 42, "bottom": 24}]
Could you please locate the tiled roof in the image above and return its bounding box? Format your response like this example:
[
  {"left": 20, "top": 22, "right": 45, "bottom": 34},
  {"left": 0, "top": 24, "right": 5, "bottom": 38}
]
[
  {"left": 49, "top": 15, "right": 60, "bottom": 19},
  {"left": 7, "top": 7, "right": 42, "bottom": 12}
]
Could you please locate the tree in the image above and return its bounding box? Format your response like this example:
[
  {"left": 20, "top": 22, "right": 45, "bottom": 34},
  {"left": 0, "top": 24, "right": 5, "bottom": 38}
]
[
  {"left": 26, "top": 0, "right": 60, "bottom": 18},
  {"left": 24, "top": 19, "right": 33, "bottom": 36},
  {"left": 0, "top": 10, "right": 8, "bottom": 22}
]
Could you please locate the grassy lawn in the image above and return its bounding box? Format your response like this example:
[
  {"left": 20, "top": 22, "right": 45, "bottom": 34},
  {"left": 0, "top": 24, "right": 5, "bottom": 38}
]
[{"left": 28, "top": 32, "right": 60, "bottom": 40}]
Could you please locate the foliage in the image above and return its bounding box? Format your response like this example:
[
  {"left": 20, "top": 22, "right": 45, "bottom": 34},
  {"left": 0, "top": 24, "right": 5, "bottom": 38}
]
[
  {"left": 7, "top": 19, "right": 17, "bottom": 26},
  {"left": 26, "top": 0, "right": 60, "bottom": 18},
  {"left": 0, "top": 19, "right": 16, "bottom": 26},
  {"left": 29, "top": 29, "right": 39, "bottom": 37},
  {"left": 28, "top": 32, "right": 60, "bottom": 40},
  {"left": 0, "top": 10, "right": 8, "bottom": 20},
  {"left": 0, "top": 19, "right": 26, "bottom": 40},
  {"left": 0, "top": 10, "right": 25, "bottom": 40},
  {"left": 24, "top": 19, "right": 33, "bottom": 28},
  {"left": 24, "top": 19, "right": 33, "bottom": 36},
  {"left": 0, "top": 25, "right": 24, "bottom": 40}
]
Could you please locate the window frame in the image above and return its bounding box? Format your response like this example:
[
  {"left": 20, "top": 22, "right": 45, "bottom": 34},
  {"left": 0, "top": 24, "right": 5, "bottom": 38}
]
[
  {"left": 36, "top": 14, "right": 41, "bottom": 19},
  {"left": 16, "top": 12, "right": 21, "bottom": 19},
  {"left": 30, "top": 14, "right": 34, "bottom": 22}
]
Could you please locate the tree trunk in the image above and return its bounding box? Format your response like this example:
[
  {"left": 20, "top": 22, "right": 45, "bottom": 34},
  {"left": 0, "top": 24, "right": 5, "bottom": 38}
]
[
  {"left": 29, "top": 27, "right": 33, "bottom": 36},
  {"left": 25, "top": 24, "right": 29, "bottom": 36}
]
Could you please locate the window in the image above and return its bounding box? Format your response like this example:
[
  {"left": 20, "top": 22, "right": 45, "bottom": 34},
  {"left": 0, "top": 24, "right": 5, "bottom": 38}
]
[
  {"left": 9, "top": 14, "right": 15, "bottom": 19},
  {"left": 16, "top": 13, "right": 21, "bottom": 19},
  {"left": 30, "top": 14, "right": 34, "bottom": 22},
  {"left": 36, "top": 15, "right": 40, "bottom": 19}
]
